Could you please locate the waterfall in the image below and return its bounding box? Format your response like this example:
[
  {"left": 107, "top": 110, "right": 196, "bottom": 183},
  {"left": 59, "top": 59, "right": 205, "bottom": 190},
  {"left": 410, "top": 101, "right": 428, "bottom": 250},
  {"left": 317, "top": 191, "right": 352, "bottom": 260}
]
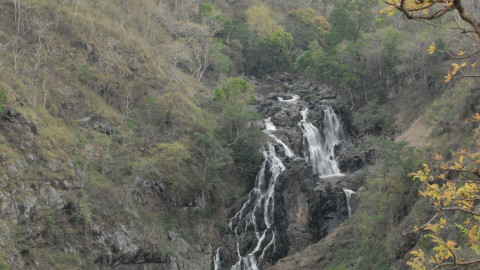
[
  {"left": 214, "top": 247, "right": 222, "bottom": 270},
  {"left": 226, "top": 142, "right": 285, "bottom": 270},
  {"left": 215, "top": 99, "right": 348, "bottom": 269},
  {"left": 215, "top": 118, "right": 291, "bottom": 270},
  {"left": 343, "top": 188, "right": 356, "bottom": 216},
  {"left": 264, "top": 117, "right": 277, "bottom": 131},
  {"left": 264, "top": 118, "right": 294, "bottom": 158},
  {"left": 299, "top": 107, "right": 344, "bottom": 177}
]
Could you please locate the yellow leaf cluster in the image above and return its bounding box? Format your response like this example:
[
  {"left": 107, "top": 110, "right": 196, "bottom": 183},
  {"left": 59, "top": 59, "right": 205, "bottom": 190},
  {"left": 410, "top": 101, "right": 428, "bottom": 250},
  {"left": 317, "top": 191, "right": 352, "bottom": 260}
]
[
  {"left": 445, "top": 62, "right": 467, "bottom": 83},
  {"left": 445, "top": 71, "right": 452, "bottom": 83},
  {"left": 380, "top": 6, "right": 396, "bottom": 16},
  {"left": 427, "top": 42, "right": 436, "bottom": 55},
  {"left": 384, "top": 0, "right": 454, "bottom": 13},
  {"left": 383, "top": 0, "right": 480, "bottom": 84},
  {"left": 474, "top": 113, "right": 480, "bottom": 121},
  {"left": 407, "top": 114, "right": 480, "bottom": 269},
  {"left": 245, "top": 5, "right": 282, "bottom": 37},
  {"left": 451, "top": 63, "right": 460, "bottom": 75},
  {"left": 407, "top": 249, "right": 426, "bottom": 270}
]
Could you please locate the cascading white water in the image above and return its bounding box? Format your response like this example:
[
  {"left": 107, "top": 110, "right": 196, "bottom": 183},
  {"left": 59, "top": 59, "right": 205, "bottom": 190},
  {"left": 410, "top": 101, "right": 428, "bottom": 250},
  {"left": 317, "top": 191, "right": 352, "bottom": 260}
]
[
  {"left": 299, "top": 107, "right": 344, "bottom": 177},
  {"left": 214, "top": 247, "right": 222, "bottom": 269},
  {"left": 264, "top": 117, "right": 277, "bottom": 131},
  {"left": 278, "top": 94, "right": 300, "bottom": 102},
  {"left": 299, "top": 107, "right": 354, "bottom": 216},
  {"left": 228, "top": 143, "right": 285, "bottom": 270},
  {"left": 264, "top": 118, "right": 294, "bottom": 158},
  {"left": 214, "top": 118, "right": 291, "bottom": 270},
  {"left": 215, "top": 101, "right": 348, "bottom": 269},
  {"left": 343, "top": 188, "right": 356, "bottom": 216}
]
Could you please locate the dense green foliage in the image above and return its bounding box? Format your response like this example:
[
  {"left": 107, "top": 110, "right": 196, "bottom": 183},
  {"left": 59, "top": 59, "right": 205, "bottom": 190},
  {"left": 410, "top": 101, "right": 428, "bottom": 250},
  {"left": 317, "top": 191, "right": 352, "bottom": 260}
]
[
  {"left": 258, "top": 29, "right": 294, "bottom": 74},
  {"left": 213, "top": 77, "right": 255, "bottom": 108},
  {"left": 294, "top": 41, "right": 357, "bottom": 87},
  {"left": 214, "top": 77, "right": 262, "bottom": 177}
]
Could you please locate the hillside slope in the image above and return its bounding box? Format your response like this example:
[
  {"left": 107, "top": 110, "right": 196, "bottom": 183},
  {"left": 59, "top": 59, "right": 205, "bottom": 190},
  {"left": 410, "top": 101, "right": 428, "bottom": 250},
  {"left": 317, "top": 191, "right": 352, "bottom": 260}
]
[{"left": 0, "top": 1, "right": 252, "bottom": 268}]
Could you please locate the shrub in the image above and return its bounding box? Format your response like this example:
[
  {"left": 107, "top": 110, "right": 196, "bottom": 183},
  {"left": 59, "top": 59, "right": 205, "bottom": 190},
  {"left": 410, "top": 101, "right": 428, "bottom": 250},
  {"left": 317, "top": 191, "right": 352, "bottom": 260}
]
[{"left": 0, "top": 89, "right": 6, "bottom": 114}]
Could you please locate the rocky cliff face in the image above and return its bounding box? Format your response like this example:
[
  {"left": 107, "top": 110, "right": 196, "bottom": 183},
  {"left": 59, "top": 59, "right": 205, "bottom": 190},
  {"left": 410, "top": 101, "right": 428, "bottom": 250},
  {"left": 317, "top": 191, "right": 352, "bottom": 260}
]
[
  {"left": 213, "top": 78, "right": 360, "bottom": 270},
  {"left": 273, "top": 159, "right": 348, "bottom": 258},
  {"left": 0, "top": 108, "right": 213, "bottom": 270}
]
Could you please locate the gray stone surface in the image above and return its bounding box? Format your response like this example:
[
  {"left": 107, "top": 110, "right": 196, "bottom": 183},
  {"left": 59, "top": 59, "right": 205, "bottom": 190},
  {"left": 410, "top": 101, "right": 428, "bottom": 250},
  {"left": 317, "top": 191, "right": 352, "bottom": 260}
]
[{"left": 40, "top": 187, "right": 65, "bottom": 209}]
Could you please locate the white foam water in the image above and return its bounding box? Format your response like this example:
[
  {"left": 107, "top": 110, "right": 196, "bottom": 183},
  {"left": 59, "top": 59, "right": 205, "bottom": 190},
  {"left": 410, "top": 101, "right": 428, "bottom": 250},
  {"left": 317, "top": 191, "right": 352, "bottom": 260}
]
[
  {"left": 278, "top": 94, "right": 300, "bottom": 102},
  {"left": 264, "top": 118, "right": 294, "bottom": 158},
  {"left": 343, "top": 188, "right": 356, "bottom": 216},
  {"left": 227, "top": 143, "right": 285, "bottom": 270},
  {"left": 299, "top": 107, "right": 344, "bottom": 177}
]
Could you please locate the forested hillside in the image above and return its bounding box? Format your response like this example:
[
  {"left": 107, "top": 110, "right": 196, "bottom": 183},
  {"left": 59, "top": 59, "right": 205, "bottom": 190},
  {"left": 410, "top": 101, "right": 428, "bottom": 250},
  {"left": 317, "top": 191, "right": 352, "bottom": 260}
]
[{"left": 0, "top": 0, "right": 478, "bottom": 269}]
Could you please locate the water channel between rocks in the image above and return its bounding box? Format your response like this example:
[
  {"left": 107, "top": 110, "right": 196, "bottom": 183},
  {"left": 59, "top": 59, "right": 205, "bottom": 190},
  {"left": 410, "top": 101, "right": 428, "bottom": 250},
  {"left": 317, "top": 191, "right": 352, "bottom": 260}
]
[{"left": 214, "top": 93, "right": 354, "bottom": 270}]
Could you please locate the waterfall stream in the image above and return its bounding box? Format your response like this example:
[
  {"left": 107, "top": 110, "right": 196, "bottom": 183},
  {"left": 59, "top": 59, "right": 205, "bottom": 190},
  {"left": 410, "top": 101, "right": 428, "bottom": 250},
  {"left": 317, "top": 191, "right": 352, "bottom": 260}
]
[
  {"left": 278, "top": 94, "right": 300, "bottom": 102},
  {"left": 215, "top": 99, "right": 348, "bottom": 270},
  {"left": 264, "top": 118, "right": 294, "bottom": 158},
  {"left": 299, "top": 107, "right": 344, "bottom": 177},
  {"left": 230, "top": 143, "right": 285, "bottom": 270},
  {"left": 214, "top": 248, "right": 221, "bottom": 270},
  {"left": 343, "top": 188, "right": 356, "bottom": 216}
]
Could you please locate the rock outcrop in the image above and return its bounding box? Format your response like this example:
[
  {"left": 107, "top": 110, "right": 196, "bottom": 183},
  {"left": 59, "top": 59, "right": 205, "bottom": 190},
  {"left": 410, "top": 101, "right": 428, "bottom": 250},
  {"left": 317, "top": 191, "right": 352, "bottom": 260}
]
[{"left": 273, "top": 159, "right": 348, "bottom": 258}]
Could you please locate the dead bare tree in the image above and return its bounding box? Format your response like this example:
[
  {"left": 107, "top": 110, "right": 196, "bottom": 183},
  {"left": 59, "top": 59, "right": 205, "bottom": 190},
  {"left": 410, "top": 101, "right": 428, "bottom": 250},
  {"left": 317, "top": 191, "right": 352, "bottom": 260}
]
[
  {"left": 72, "top": 0, "right": 79, "bottom": 24},
  {"left": 11, "top": 36, "right": 23, "bottom": 75}
]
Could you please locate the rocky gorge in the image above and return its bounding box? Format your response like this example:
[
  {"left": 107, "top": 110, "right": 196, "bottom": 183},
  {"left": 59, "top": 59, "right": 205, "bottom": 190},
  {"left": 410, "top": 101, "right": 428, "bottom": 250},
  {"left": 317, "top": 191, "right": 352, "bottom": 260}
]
[
  {"left": 212, "top": 77, "right": 365, "bottom": 270},
  {"left": 0, "top": 0, "right": 475, "bottom": 269}
]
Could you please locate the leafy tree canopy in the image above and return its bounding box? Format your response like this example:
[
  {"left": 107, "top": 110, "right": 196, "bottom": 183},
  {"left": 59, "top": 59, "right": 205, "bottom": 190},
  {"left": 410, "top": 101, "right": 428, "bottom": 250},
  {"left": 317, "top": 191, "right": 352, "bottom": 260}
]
[
  {"left": 213, "top": 77, "right": 255, "bottom": 111},
  {"left": 245, "top": 4, "right": 282, "bottom": 38}
]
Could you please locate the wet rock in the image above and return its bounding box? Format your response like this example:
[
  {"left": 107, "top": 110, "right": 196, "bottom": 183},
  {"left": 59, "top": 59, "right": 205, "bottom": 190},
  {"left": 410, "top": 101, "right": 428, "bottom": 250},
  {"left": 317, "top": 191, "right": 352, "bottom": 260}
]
[
  {"left": 252, "top": 120, "right": 266, "bottom": 130},
  {"left": 273, "top": 159, "right": 349, "bottom": 259},
  {"left": 308, "top": 184, "right": 349, "bottom": 240},
  {"left": 271, "top": 109, "right": 303, "bottom": 128}
]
